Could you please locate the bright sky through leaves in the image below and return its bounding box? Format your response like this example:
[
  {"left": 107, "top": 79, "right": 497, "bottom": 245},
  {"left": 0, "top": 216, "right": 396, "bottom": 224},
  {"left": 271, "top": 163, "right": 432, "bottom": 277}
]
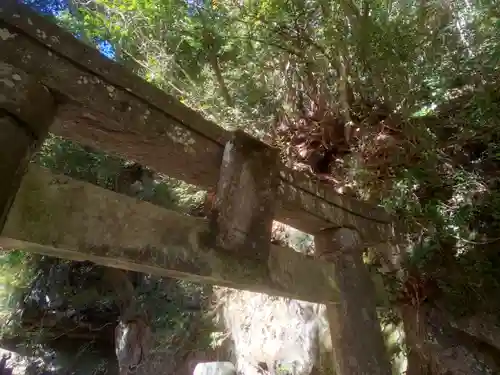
[{"left": 22, "top": 0, "right": 116, "bottom": 59}]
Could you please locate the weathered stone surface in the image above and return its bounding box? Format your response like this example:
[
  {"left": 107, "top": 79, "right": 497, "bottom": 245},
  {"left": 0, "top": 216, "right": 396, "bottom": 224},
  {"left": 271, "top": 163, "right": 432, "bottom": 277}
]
[
  {"left": 1, "top": 166, "right": 341, "bottom": 304},
  {"left": 0, "top": 116, "right": 32, "bottom": 229},
  {"left": 211, "top": 130, "right": 279, "bottom": 260},
  {"left": 278, "top": 168, "right": 392, "bottom": 223},
  {"left": 314, "top": 228, "right": 392, "bottom": 375},
  {"left": 0, "top": 62, "right": 55, "bottom": 230},
  {"left": 0, "top": 62, "right": 55, "bottom": 137},
  {"left": 0, "top": 1, "right": 396, "bottom": 243},
  {"left": 277, "top": 181, "right": 396, "bottom": 245}
]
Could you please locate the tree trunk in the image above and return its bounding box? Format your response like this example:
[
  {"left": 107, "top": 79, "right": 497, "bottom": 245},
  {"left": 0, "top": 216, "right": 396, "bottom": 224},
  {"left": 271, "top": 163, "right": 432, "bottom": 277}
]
[
  {"left": 400, "top": 304, "right": 500, "bottom": 375},
  {"left": 446, "top": 312, "right": 500, "bottom": 352},
  {"left": 405, "top": 350, "right": 432, "bottom": 375},
  {"left": 105, "top": 268, "right": 152, "bottom": 375},
  {"left": 209, "top": 54, "right": 233, "bottom": 108},
  {"left": 202, "top": 27, "right": 233, "bottom": 108},
  {"left": 400, "top": 305, "right": 435, "bottom": 375}
]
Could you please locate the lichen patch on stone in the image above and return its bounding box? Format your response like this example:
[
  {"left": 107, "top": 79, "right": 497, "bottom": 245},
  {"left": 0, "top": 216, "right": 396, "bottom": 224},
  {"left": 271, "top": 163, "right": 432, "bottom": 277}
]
[
  {"left": 0, "top": 79, "right": 15, "bottom": 88},
  {"left": 77, "top": 76, "right": 89, "bottom": 85},
  {"left": 0, "top": 28, "right": 16, "bottom": 41},
  {"left": 222, "top": 141, "right": 234, "bottom": 164},
  {"left": 35, "top": 29, "right": 47, "bottom": 40},
  {"left": 166, "top": 126, "right": 196, "bottom": 153},
  {"left": 0, "top": 62, "right": 13, "bottom": 76},
  {"left": 21, "top": 54, "right": 32, "bottom": 63}
]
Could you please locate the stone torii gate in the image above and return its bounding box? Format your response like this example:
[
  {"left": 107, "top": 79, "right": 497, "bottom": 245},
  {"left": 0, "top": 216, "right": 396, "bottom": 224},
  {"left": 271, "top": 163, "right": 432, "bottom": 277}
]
[{"left": 0, "top": 1, "right": 397, "bottom": 373}]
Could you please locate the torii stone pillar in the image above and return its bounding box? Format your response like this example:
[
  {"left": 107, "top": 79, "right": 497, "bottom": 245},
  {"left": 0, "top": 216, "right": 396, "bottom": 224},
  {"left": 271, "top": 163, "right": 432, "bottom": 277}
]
[
  {"left": 315, "top": 228, "right": 392, "bottom": 375},
  {"left": 209, "top": 129, "right": 279, "bottom": 261},
  {"left": 0, "top": 62, "right": 57, "bottom": 230}
]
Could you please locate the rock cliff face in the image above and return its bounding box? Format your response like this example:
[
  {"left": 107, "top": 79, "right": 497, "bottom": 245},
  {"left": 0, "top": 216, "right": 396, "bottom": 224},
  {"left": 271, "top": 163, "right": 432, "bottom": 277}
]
[
  {"left": 211, "top": 223, "right": 334, "bottom": 375},
  {"left": 214, "top": 288, "right": 333, "bottom": 375}
]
